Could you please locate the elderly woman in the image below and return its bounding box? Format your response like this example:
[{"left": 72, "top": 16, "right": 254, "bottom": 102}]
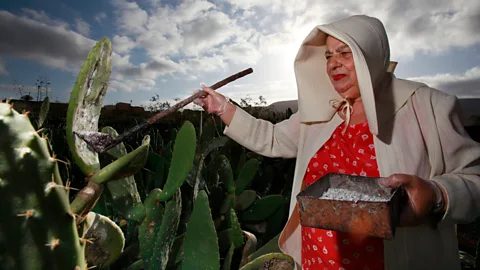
[{"left": 194, "top": 15, "right": 480, "bottom": 270}]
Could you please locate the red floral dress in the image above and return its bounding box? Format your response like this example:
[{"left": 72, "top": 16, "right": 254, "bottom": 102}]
[{"left": 301, "top": 122, "right": 385, "bottom": 270}]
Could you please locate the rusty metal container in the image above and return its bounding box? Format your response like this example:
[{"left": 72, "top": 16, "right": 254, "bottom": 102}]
[{"left": 296, "top": 173, "right": 402, "bottom": 240}]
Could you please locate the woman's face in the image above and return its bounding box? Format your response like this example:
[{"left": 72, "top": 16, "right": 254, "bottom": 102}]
[{"left": 325, "top": 36, "right": 360, "bottom": 98}]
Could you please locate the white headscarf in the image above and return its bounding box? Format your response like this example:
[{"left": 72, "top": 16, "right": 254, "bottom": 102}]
[{"left": 293, "top": 15, "right": 397, "bottom": 136}]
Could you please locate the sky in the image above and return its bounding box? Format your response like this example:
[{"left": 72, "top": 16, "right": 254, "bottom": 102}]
[{"left": 0, "top": 0, "right": 479, "bottom": 109}]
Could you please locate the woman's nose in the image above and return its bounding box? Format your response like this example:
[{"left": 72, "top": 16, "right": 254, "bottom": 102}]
[{"left": 328, "top": 56, "right": 341, "bottom": 70}]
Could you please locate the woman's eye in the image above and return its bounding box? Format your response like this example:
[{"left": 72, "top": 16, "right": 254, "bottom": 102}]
[{"left": 341, "top": 52, "right": 352, "bottom": 56}]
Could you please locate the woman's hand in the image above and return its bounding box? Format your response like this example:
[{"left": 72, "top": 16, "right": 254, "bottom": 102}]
[
  {"left": 193, "top": 83, "right": 236, "bottom": 126},
  {"left": 193, "top": 83, "right": 228, "bottom": 115},
  {"left": 379, "top": 174, "right": 447, "bottom": 227}
]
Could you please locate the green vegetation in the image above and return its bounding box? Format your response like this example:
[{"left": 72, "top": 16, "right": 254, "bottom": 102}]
[{"left": 0, "top": 37, "right": 297, "bottom": 270}]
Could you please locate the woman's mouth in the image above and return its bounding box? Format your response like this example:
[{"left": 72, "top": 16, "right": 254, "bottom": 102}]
[{"left": 333, "top": 74, "right": 346, "bottom": 81}]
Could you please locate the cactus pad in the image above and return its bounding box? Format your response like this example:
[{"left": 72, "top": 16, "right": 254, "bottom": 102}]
[
  {"left": 181, "top": 190, "right": 219, "bottom": 270},
  {"left": 239, "top": 253, "right": 294, "bottom": 270},
  {"left": 84, "top": 212, "right": 125, "bottom": 268},
  {"left": 156, "top": 121, "right": 196, "bottom": 202},
  {"left": 240, "top": 195, "right": 283, "bottom": 222},
  {"left": 0, "top": 102, "right": 86, "bottom": 269},
  {"left": 228, "top": 208, "right": 244, "bottom": 249},
  {"left": 235, "top": 158, "right": 260, "bottom": 195},
  {"left": 150, "top": 190, "right": 182, "bottom": 270},
  {"left": 236, "top": 190, "right": 257, "bottom": 212},
  {"left": 66, "top": 37, "right": 112, "bottom": 176},
  {"left": 90, "top": 135, "right": 150, "bottom": 185},
  {"left": 100, "top": 126, "right": 145, "bottom": 221},
  {"left": 217, "top": 155, "right": 235, "bottom": 195},
  {"left": 222, "top": 244, "right": 235, "bottom": 270},
  {"left": 139, "top": 189, "right": 164, "bottom": 269}
]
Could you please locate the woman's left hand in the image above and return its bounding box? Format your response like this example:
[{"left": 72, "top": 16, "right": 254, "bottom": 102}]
[{"left": 379, "top": 174, "right": 445, "bottom": 227}]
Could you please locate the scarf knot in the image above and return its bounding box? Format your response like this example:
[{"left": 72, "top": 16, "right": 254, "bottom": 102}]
[{"left": 329, "top": 96, "right": 355, "bottom": 135}]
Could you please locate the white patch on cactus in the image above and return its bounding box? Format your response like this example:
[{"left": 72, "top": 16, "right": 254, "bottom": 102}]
[
  {"left": 86, "top": 66, "right": 97, "bottom": 97},
  {"left": 45, "top": 181, "right": 57, "bottom": 193},
  {"left": 83, "top": 186, "right": 96, "bottom": 196},
  {"left": 15, "top": 147, "right": 31, "bottom": 157},
  {"left": 73, "top": 102, "right": 101, "bottom": 167}
]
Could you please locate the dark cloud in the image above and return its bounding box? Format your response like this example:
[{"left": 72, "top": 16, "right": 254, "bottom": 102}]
[
  {"left": 0, "top": 10, "right": 95, "bottom": 72},
  {"left": 408, "top": 67, "right": 480, "bottom": 98},
  {"left": 436, "top": 76, "right": 480, "bottom": 98}
]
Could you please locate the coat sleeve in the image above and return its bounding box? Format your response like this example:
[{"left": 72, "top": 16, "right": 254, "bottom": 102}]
[
  {"left": 223, "top": 106, "right": 300, "bottom": 158},
  {"left": 428, "top": 91, "right": 480, "bottom": 224}
]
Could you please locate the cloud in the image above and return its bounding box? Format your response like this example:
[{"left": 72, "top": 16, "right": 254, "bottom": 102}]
[
  {"left": 111, "top": 0, "right": 256, "bottom": 60},
  {"left": 75, "top": 17, "right": 90, "bottom": 37},
  {"left": 112, "top": 0, "right": 149, "bottom": 35},
  {"left": 109, "top": 77, "right": 156, "bottom": 92},
  {"left": 179, "top": 55, "right": 227, "bottom": 73},
  {"left": 0, "top": 10, "right": 95, "bottom": 73},
  {"left": 0, "top": 58, "right": 8, "bottom": 76},
  {"left": 109, "top": 57, "right": 183, "bottom": 92},
  {"left": 94, "top": 12, "right": 107, "bottom": 22},
  {"left": 117, "top": 58, "right": 181, "bottom": 79},
  {"left": 112, "top": 35, "right": 136, "bottom": 54},
  {"left": 407, "top": 66, "right": 480, "bottom": 98},
  {"left": 220, "top": 0, "right": 480, "bottom": 60},
  {"left": 20, "top": 8, "right": 68, "bottom": 28},
  {"left": 108, "top": 0, "right": 262, "bottom": 93}
]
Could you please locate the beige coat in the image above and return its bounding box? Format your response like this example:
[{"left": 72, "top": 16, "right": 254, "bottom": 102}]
[{"left": 223, "top": 15, "right": 480, "bottom": 269}]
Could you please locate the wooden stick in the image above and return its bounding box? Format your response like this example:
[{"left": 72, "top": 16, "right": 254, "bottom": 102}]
[{"left": 77, "top": 68, "right": 253, "bottom": 153}]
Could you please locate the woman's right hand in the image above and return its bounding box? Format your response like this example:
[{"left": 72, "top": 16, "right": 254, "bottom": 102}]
[
  {"left": 193, "top": 83, "right": 228, "bottom": 115},
  {"left": 193, "top": 83, "right": 236, "bottom": 125}
]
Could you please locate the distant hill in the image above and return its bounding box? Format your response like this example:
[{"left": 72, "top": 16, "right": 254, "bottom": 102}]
[{"left": 269, "top": 98, "right": 480, "bottom": 126}]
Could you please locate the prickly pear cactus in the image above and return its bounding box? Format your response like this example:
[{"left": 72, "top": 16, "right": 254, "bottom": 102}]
[
  {"left": 66, "top": 37, "right": 112, "bottom": 176},
  {"left": 156, "top": 121, "right": 197, "bottom": 202},
  {"left": 69, "top": 134, "right": 150, "bottom": 219},
  {"left": 83, "top": 212, "right": 125, "bottom": 268},
  {"left": 150, "top": 190, "right": 182, "bottom": 270},
  {"left": 240, "top": 195, "right": 284, "bottom": 221},
  {"left": 139, "top": 189, "right": 165, "bottom": 269},
  {"left": 99, "top": 126, "right": 146, "bottom": 222},
  {"left": 236, "top": 190, "right": 257, "bottom": 212},
  {"left": 0, "top": 101, "right": 87, "bottom": 269},
  {"left": 235, "top": 158, "right": 260, "bottom": 195},
  {"left": 181, "top": 190, "right": 219, "bottom": 269}
]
